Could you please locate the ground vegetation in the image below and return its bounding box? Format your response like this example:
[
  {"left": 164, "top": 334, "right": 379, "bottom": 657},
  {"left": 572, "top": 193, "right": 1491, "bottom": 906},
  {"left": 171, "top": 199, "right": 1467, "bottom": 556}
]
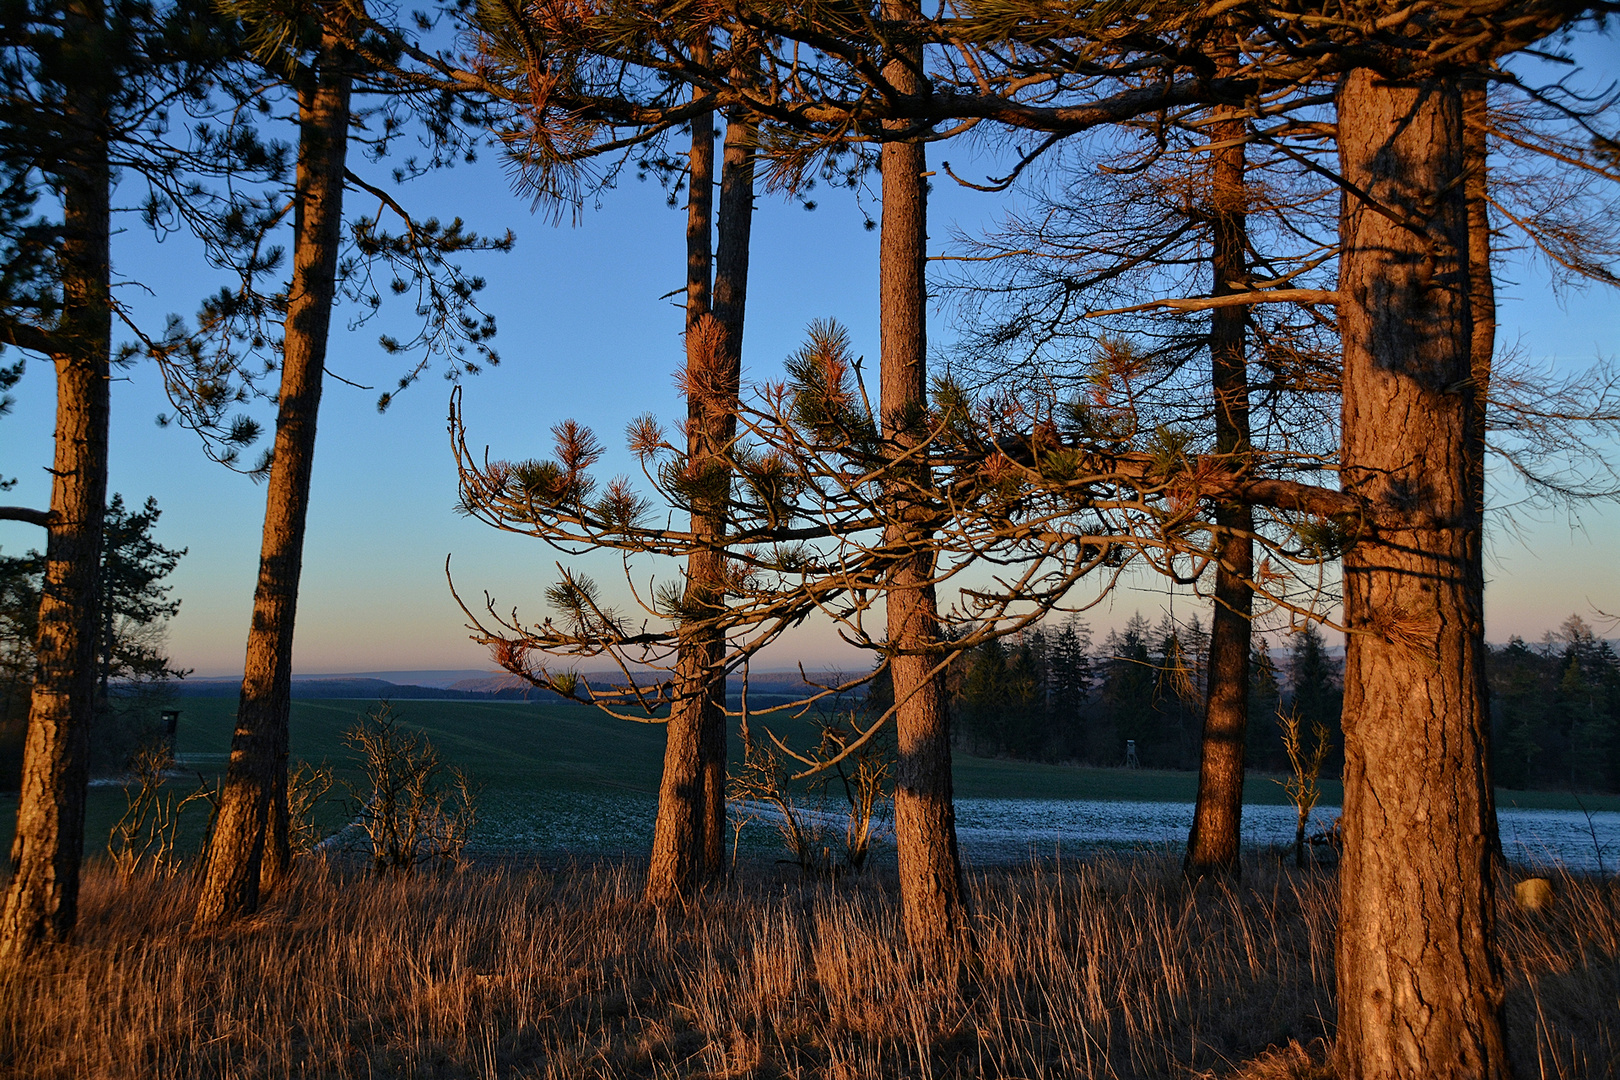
[{"left": 1, "top": 856, "right": 1615, "bottom": 1078}]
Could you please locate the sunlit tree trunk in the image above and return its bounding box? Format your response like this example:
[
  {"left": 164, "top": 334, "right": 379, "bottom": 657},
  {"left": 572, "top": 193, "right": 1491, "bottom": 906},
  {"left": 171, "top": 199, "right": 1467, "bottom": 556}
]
[
  {"left": 1463, "top": 79, "right": 1501, "bottom": 866},
  {"left": 880, "top": 0, "right": 967, "bottom": 959},
  {"left": 1186, "top": 70, "right": 1253, "bottom": 879},
  {"left": 194, "top": 36, "right": 352, "bottom": 928},
  {"left": 646, "top": 87, "right": 718, "bottom": 904},
  {"left": 0, "top": 1, "right": 111, "bottom": 960},
  {"left": 1333, "top": 68, "right": 1510, "bottom": 1080},
  {"left": 646, "top": 40, "right": 758, "bottom": 902},
  {"left": 700, "top": 95, "right": 756, "bottom": 873}
]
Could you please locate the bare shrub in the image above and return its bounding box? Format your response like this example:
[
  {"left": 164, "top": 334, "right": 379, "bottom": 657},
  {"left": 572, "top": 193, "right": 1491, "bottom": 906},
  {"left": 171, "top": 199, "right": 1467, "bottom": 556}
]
[
  {"left": 287, "top": 759, "right": 334, "bottom": 857},
  {"left": 730, "top": 713, "right": 893, "bottom": 875},
  {"left": 731, "top": 735, "right": 827, "bottom": 872},
  {"left": 106, "top": 743, "right": 215, "bottom": 879},
  {"left": 342, "top": 702, "right": 479, "bottom": 874}
]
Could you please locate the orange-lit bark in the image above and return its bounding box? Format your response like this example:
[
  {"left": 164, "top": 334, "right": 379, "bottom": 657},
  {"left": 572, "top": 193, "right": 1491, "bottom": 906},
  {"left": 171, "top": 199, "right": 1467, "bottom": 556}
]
[
  {"left": 646, "top": 46, "right": 756, "bottom": 898},
  {"left": 195, "top": 35, "right": 352, "bottom": 927},
  {"left": 880, "top": 0, "right": 967, "bottom": 959},
  {"left": 1185, "top": 79, "right": 1254, "bottom": 879},
  {"left": 0, "top": 1, "right": 111, "bottom": 958},
  {"left": 1333, "top": 69, "right": 1509, "bottom": 1080}
]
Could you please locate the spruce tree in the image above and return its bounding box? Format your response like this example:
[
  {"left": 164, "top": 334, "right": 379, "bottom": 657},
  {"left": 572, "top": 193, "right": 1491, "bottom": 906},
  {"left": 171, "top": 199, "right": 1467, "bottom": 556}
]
[
  {"left": 1244, "top": 642, "right": 1283, "bottom": 773},
  {"left": 1101, "top": 615, "right": 1154, "bottom": 766},
  {"left": 1047, "top": 616, "right": 1093, "bottom": 760},
  {"left": 1286, "top": 623, "right": 1342, "bottom": 767},
  {"left": 958, "top": 637, "right": 1010, "bottom": 752}
]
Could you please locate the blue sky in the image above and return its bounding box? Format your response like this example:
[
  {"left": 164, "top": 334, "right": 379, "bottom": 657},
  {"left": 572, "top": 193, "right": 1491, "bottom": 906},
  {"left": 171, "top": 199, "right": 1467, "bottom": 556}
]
[{"left": 3, "top": 42, "right": 1618, "bottom": 678}]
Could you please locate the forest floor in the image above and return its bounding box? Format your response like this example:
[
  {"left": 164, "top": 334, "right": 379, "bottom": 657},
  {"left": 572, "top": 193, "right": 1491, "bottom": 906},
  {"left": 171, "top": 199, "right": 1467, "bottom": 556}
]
[{"left": 2, "top": 853, "right": 1615, "bottom": 1079}]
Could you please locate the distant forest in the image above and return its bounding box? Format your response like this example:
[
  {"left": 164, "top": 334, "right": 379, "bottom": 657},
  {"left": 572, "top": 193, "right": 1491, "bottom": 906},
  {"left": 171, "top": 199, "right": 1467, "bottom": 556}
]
[{"left": 935, "top": 613, "right": 1620, "bottom": 793}]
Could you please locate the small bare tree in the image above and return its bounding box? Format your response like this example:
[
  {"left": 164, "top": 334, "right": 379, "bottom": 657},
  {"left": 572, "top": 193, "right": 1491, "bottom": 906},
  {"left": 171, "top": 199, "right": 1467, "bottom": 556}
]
[
  {"left": 286, "top": 760, "right": 335, "bottom": 858},
  {"left": 342, "top": 704, "right": 479, "bottom": 875},
  {"left": 1276, "top": 710, "right": 1330, "bottom": 870},
  {"left": 815, "top": 717, "right": 895, "bottom": 873}
]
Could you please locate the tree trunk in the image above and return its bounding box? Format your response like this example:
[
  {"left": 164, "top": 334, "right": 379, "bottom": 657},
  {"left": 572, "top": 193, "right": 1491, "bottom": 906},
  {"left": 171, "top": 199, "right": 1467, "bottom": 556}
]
[
  {"left": 646, "top": 42, "right": 758, "bottom": 902},
  {"left": 645, "top": 87, "right": 718, "bottom": 905},
  {"left": 1463, "top": 80, "right": 1502, "bottom": 868},
  {"left": 1333, "top": 69, "right": 1510, "bottom": 1080},
  {"left": 194, "top": 42, "right": 351, "bottom": 928},
  {"left": 0, "top": 5, "right": 111, "bottom": 959},
  {"left": 700, "top": 95, "right": 756, "bottom": 873},
  {"left": 880, "top": 0, "right": 967, "bottom": 959},
  {"left": 1185, "top": 86, "right": 1254, "bottom": 879}
]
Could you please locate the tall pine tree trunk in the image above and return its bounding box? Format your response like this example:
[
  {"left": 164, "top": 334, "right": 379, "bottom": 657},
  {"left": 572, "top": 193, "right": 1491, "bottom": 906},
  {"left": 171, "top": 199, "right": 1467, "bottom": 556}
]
[
  {"left": 1186, "top": 85, "right": 1254, "bottom": 878},
  {"left": 880, "top": 0, "right": 967, "bottom": 959},
  {"left": 1462, "top": 83, "right": 1494, "bottom": 532},
  {"left": 700, "top": 95, "right": 756, "bottom": 873},
  {"left": 194, "top": 40, "right": 351, "bottom": 928},
  {"left": 647, "top": 95, "right": 716, "bottom": 904},
  {"left": 1333, "top": 69, "right": 1510, "bottom": 1079},
  {"left": 646, "top": 50, "right": 757, "bottom": 902},
  {"left": 0, "top": 3, "right": 111, "bottom": 959},
  {"left": 1463, "top": 80, "right": 1500, "bottom": 867}
]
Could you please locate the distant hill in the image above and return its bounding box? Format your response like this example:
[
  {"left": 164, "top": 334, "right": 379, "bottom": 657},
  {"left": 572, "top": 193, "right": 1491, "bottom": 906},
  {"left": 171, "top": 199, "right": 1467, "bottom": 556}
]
[
  {"left": 174, "top": 666, "right": 873, "bottom": 703},
  {"left": 176, "top": 676, "right": 565, "bottom": 702}
]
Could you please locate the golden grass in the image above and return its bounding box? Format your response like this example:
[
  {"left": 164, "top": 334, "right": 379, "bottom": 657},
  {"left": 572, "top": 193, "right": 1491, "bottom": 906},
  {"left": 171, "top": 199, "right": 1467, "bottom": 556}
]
[{"left": 1, "top": 856, "right": 1614, "bottom": 1079}]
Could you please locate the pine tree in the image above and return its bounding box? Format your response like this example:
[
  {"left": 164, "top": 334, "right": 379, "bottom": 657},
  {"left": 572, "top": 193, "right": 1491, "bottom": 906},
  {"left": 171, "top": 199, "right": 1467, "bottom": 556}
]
[
  {"left": 1244, "top": 643, "right": 1283, "bottom": 772},
  {"left": 1047, "top": 616, "right": 1093, "bottom": 760},
  {"left": 0, "top": 0, "right": 249, "bottom": 961},
  {"left": 1286, "top": 624, "right": 1342, "bottom": 767},
  {"left": 1101, "top": 615, "right": 1154, "bottom": 766},
  {"left": 94, "top": 495, "right": 187, "bottom": 697},
  {"left": 194, "top": 0, "right": 509, "bottom": 928}
]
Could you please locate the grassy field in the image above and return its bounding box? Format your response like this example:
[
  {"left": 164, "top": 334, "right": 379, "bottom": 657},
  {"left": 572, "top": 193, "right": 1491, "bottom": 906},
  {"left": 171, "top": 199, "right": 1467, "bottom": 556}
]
[
  {"left": 159, "top": 696, "right": 1620, "bottom": 810},
  {"left": 4, "top": 856, "right": 1616, "bottom": 1078},
  {"left": 1, "top": 695, "right": 1614, "bottom": 865}
]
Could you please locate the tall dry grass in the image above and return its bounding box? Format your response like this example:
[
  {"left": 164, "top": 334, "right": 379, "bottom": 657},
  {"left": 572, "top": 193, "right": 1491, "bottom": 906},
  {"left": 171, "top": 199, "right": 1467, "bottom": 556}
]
[{"left": 1, "top": 855, "right": 1614, "bottom": 1079}]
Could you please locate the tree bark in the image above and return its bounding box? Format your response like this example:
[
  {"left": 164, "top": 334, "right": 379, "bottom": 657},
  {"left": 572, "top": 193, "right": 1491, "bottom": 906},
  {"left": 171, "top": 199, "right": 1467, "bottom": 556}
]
[
  {"left": 1333, "top": 69, "right": 1510, "bottom": 1080},
  {"left": 645, "top": 40, "right": 758, "bottom": 902},
  {"left": 879, "top": 0, "right": 967, "bottom": 960},
  {"left": 647, "top": 78, "right": 719, "bottom": 903},
  {"left": 194, "top": 39, "right": 352, "bottom": 928},
  {"left": 1463, "top": 80, "right": 1501, "bottom": 867},
  {"left": 1185, "top": 83, "right": 1254, "bottom": 879},
  {"left": 0, "top": 2, "right": 111, "bottom": 960},
  {"left": 700, "top": 93, "right": 756, "bottom": 873}
]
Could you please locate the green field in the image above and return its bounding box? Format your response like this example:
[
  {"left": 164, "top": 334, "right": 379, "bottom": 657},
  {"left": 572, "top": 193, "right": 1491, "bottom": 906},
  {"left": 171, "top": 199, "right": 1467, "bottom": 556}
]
[{"left": 2, "top": 696, "right": 1614, "bottom": 862}]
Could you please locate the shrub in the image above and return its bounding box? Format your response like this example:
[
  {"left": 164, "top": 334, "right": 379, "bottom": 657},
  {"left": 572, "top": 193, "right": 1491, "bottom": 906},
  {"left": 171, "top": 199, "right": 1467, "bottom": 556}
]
[{"left": 342, "top": 702, "right": 479, "bottom": 874}]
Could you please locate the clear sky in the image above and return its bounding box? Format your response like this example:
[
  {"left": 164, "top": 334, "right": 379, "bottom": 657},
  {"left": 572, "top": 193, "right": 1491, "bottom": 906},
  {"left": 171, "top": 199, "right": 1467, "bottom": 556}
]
[{"left": 3, "top": 40, "right": 1618, "bottom": 678}]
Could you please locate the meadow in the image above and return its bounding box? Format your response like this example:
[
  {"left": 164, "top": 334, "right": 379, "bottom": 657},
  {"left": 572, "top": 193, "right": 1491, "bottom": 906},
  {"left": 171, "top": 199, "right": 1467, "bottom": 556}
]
[
  {"left": 3, "top": 696, "right": 1614, "bottom": 867},
  {"left": 2, "top": 853, "right": 1615, "bottom": 1079},
  {"left": 3, "top": 699, "right": 1619, "bottom": 1078}
]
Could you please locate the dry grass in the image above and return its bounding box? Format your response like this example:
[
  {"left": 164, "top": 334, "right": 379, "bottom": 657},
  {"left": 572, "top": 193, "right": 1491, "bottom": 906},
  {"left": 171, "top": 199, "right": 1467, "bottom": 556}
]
[{"left": 1, "top": 855, "right": 1614, "bottom": 1079}]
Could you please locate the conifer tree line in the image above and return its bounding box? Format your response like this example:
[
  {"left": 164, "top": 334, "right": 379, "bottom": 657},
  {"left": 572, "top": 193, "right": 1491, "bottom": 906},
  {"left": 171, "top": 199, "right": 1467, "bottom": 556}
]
[
  {"left": 961, "top": 611, "right": 1620, "bottom": 798},
  {"left": 950, "top": 614, "right": 1350, "bottom": 774},
  {"left": 3, "top": 0, "right": 1620, "bottom": 1076}
]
